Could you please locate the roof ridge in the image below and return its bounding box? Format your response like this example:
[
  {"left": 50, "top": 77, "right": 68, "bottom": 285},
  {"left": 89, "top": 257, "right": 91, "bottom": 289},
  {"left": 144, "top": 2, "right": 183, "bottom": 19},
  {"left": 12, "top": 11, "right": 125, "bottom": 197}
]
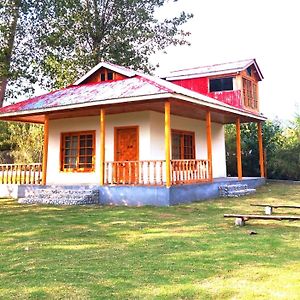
[{"left": 170, "top": 58, "right": 255, "bottom": 73}]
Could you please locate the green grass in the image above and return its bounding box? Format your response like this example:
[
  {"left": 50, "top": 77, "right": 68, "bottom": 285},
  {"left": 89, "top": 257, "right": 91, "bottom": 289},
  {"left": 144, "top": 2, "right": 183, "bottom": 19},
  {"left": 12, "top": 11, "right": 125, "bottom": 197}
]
[{"left": 0, "top": 183, "right": 299, "bottom": 299}]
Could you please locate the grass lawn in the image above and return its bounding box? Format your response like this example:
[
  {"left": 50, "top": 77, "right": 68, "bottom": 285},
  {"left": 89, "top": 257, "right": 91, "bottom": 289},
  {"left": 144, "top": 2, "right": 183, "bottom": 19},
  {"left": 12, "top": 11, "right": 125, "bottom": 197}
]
[{"left": 0, "top": 183, "right": 299, "bottom": 299}]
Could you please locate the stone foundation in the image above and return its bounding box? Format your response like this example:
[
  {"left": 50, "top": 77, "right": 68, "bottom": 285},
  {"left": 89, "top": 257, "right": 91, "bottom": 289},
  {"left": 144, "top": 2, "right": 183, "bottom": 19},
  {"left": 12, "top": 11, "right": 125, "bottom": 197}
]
[{"left": 18, "top": 186, "right": 99, "bottom": 205}]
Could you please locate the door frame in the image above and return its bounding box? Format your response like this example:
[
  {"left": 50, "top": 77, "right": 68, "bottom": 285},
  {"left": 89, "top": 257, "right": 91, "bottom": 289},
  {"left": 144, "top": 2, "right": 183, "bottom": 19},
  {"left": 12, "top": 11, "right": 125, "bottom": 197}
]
[{"left": 114, "top": 125, "right": 139, "bottom": 161}]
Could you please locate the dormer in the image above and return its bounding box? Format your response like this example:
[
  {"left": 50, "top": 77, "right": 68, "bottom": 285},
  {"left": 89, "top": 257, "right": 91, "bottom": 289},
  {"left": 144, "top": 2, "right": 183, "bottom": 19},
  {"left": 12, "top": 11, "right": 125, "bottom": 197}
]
[
  {"left": 73, "top": 62, "right": 136, "bottom": 85},
  {"left": 163, "top": 59, "right": 264, "bottom": 113}
]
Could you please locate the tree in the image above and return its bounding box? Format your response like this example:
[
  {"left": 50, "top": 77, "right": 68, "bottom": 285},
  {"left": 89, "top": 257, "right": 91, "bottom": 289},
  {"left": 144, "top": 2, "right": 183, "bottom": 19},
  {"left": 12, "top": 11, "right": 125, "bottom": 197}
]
[
  {"left": 0, "top": 121, "right": 43, "bottom": 163},
  {"left": 0, "top": 0, "right": 20, "bottom": 106},
  {"left": 0, "top": 0, "right": 38, "bottom": 106},
  {"left": 1, "top": 0, "right": 193, "bottom": 102},
  {"left": 225, "top": 120, "right": 284, "bottom": 178},
  {"left": 225, "top": 117, "right": 300, "bottom": 180},
  {"left": 268, "top": 114, "right": 300, "bottom": 180},
  {"left": 34, "top": 0, "right": 193, "bottom": 89}
]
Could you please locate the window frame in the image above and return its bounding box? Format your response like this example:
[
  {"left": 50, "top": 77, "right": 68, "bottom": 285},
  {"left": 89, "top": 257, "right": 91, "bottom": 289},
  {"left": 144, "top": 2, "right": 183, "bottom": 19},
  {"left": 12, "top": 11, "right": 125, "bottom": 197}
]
[
  {"left": 171, "top": 129, "right": 196, "bottom": 160},
  {"left": 99, "top": 69, "right": 115, "bottom": 82},
  {"left": 242, "top": 77, "right": 258, "bottom": 110},
  {"left": 209, "top": 77, "right": 234, "bottom": 93},
  {"left": 60, "top": 130, "right": 96, "bottom": 173}
]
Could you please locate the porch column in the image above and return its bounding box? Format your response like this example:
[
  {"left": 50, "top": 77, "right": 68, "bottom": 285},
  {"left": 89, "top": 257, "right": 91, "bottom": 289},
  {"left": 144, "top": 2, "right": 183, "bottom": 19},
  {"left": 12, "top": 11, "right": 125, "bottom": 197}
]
[
  {"left": 236, "top": 118, "right": 242, "bottom": 180},
  {"left": 206, "top": 111, "right": 213, "bottom": 182},
  {"left": 165, "top": 101, "right": 171, "bottom": 187},
  {"left": 257, "top": 121, "right": 265, "bottom": 177},
  {"left": 100, "top": 109, "right": 105, "bottom": 185},
  {"left": 42, "top": 115, "right": 49, "bottom": 185}
]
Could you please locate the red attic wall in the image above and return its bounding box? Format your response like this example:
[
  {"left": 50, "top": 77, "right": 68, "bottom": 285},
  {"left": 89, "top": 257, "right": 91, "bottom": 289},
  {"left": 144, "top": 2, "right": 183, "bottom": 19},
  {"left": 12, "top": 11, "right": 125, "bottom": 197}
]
[
  {"left": 169, "top": 77, "right": 243, "bottom": 109},
  {"left": 170, "top": 77, "right": 208, "bottom": 94}
]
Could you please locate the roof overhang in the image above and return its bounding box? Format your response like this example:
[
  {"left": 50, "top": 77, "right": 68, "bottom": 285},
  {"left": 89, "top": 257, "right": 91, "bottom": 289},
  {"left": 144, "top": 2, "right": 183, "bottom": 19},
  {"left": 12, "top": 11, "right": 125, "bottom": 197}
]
[{"left": 0, "top": 91, "right": 267, "bottom": 125}]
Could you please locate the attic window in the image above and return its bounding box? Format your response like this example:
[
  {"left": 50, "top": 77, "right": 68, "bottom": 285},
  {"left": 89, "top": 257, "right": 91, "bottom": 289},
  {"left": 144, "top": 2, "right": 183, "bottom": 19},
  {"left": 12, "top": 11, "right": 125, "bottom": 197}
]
[
  {"left": 107, "top": 72, "right": 113, "bottom": 80},
  {"left": 246, "top": 67, "right": 252, "bottom": 76},
  {"left": 100, "top": 70, "right": 115, "bottom": 82},
  {"left": 209, "top": 77, "right": 233, "bottom": 92}
]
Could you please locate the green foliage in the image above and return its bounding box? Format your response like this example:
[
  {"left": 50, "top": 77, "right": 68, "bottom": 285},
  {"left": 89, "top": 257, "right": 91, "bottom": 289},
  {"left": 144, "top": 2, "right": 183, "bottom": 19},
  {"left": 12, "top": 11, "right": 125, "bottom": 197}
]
[
  {"left": 0, "top": 183, "right": 299, "bottom": 298},
  {"left": 1, "top": 0, "right": 193, "bottom": 100},
  {"left": 0, "top": 121, "right": 43, "bottom": 163},
  {"left": 0, "top": 0, "right": 38, "bottom": 102},
  {"left": 225, "top": 115, "right": 300, "bottom": 180},
  {"left": 35, "top": 0, "right": 193, "bottom": 89}
]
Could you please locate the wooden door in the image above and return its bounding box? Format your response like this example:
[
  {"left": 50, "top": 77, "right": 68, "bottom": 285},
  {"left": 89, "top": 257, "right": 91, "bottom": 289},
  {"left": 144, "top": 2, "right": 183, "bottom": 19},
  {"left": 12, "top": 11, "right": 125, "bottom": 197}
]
[{"left": 114, "top": 126, "right": 139, "bottom": 184}]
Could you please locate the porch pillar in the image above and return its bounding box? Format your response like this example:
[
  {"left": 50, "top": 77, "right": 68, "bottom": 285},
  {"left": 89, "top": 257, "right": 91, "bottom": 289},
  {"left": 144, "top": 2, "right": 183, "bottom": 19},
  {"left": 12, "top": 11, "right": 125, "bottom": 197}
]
[
  {"left": 100, "top": 109, "right": 105, "bottom": 185},
  {"left": 165, "top": 101, "right": 171, "bottom": 187},
  {"left": 206, "top": 111, "right": 213, "bottom": 182},
  {"left": 257, "top": 121, "right": 265, "bottom": 177},
  {"left": 42, "top": 115, "right": 49, "bottom": 185},
  {"left": 236, "top": 118, "right": 243, "bottom": 180}
]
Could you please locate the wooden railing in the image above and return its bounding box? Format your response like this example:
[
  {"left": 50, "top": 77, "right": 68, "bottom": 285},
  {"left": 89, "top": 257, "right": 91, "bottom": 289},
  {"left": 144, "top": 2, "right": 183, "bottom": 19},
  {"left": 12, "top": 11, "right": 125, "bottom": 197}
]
[
  {"left": 105, "top": 159, "right": 210, "bottom": 185},
  {"left": 171, "top": 159, "right": 210, "bottom": 184},
  {"left": 0, "top": 163, "right": 42, "bottom": 185},
  {"left": 105, "top": 160, "right": 165, "bottom": 185}
]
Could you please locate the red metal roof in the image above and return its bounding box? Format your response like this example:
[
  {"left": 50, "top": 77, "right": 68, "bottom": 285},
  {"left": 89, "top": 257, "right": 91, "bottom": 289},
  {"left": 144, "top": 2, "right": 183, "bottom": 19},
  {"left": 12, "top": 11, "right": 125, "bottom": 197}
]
[
  {"left": 0, "top": 76, "right": 172, "bottom": 114},
  {"left": 163, "top": 58, "right": 264, "bottom": 81},
  {"left": 0, "top": 62, "right": 267, "bottom": 122}
]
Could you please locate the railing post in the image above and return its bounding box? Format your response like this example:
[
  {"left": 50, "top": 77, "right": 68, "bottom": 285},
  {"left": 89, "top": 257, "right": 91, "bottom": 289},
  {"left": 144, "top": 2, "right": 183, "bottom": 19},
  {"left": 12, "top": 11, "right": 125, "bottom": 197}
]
[
  {"left": 100, "top": 109, "right": 105, "bottom": 185},
  {"left": 42, "top": 115, "right": 49, "bottom": 185},
  {"left": 206, "top": 111, "right": 213, "bottom": 182},
  {"left": 257, "top": 121, "right": 265, "bottom": 177},
  {"left": 236, "top": 118, "right": 243, "bottom": 180},
  {"left": 165, "top": 101, "right": 171, "bottom": 187}
]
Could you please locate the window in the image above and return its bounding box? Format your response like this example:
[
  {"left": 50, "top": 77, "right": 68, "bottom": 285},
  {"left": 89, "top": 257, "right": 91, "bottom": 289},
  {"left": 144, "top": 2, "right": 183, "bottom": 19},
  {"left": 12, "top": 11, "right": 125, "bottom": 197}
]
[
  {"left": 61, "top": 131, "right": 95, "bottom": 172},
  {"left": 246, "top": 66, "right": 252, "bottom": 76},
  {"left": 107, "top": 72, "right": 113, "bottom": 80},
  {"left": 209, "top": 77, "right": 233, "bottom": 92},
  {"left": 172, "top": 130, "right": 195, "bottom": 159},
  {"left": 100, "top": 70, "right": 115, "bottom": 82},
  {"left": 242, "top": 78, "right": 258, "bottom": 109}
]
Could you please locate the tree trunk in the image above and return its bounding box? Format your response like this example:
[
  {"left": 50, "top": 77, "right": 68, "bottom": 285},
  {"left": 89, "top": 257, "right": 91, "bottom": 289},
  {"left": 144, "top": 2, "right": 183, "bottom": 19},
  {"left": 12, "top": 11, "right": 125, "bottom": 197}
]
[{"left": 0, "top": 1, "right": 20, "bottom": 107}]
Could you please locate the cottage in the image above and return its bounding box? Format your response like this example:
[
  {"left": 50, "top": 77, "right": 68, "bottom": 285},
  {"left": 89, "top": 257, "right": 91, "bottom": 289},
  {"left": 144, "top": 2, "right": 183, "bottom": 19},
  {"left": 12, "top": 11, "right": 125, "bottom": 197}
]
[{"left": 0, "top": 59, "right": 266, "bottom": 205}]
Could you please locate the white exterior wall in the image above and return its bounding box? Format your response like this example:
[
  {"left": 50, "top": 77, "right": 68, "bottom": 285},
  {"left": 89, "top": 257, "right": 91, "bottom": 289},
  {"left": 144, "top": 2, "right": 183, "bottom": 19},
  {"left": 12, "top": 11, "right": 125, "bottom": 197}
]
[
  {"left": 149, "top": 111, "right": 226, "bottom": 178},
  {"left": 47, "top": 111, "right": 226, "bottom": 184},
  {"left": 47, "top": 116, "right": 100, "bottom": 185},
  {"left": 47, "top": 112, "right": 152, "bottom": 185},
  {"left": 211, "top": 123, "right": 227, "bottom": 178}
]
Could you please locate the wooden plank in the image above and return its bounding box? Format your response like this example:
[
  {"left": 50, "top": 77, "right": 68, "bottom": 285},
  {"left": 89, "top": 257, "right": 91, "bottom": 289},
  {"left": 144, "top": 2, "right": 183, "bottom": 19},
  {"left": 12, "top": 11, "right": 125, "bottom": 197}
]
[
  {"left": 236, "top": 118, "right": 242, "bottom": 180},
  {"left": 206, "top": 111, "right": 213, "bottom": 181},
  {"left": 250, "top": 204, "right": 300, "bottom": 209},
  {"left": 257, "top": 122, "right": 265, "bottom": 177},
  {"left": 224, "top": 214, "right": 300, "bottom": 220},
  {"left": 100, "top": 109, "right": 105, "bottom": 185},
  {"left": 42, "top": 115, "right": 49, "bottom": 185},
  {"left": 165, "top": 101, "right": 171, "bottom": 188}
]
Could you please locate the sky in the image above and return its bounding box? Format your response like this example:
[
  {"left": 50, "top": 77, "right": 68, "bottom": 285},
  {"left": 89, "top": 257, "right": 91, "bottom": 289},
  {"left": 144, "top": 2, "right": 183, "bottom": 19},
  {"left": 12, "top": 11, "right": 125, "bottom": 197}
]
[{"left": 153, "top": 0, "right": 300, "bottom": 121}]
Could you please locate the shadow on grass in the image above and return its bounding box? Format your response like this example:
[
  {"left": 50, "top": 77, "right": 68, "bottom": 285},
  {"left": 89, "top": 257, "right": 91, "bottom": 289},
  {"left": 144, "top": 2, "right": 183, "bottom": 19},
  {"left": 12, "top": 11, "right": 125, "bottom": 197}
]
[{"left": 0, "top": 183, "right": 299, "bottom": 299}]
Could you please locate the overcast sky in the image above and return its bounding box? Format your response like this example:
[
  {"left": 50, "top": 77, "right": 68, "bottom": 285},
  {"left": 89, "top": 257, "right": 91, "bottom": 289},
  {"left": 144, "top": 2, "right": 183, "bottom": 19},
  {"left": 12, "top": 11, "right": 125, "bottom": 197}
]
[{"left": 154, "top": 0, "right": 300, "bottom": 121}]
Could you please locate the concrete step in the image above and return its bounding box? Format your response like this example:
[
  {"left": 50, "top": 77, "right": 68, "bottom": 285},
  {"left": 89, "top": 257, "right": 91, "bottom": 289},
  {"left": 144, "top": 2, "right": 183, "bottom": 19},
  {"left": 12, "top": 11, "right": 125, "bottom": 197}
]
[{"left": 219, "top": 184, "right": 256, "bottom": 198}]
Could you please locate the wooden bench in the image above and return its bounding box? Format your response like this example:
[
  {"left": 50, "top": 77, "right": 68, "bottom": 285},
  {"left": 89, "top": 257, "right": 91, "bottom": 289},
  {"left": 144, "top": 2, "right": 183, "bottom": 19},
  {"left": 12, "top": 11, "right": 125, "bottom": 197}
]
[
  {"left": 250, "top": 204, "right": 300, "bottom": 215},
  {"left": 224, "top": 213, "right": 300, "bottom": 226}
]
